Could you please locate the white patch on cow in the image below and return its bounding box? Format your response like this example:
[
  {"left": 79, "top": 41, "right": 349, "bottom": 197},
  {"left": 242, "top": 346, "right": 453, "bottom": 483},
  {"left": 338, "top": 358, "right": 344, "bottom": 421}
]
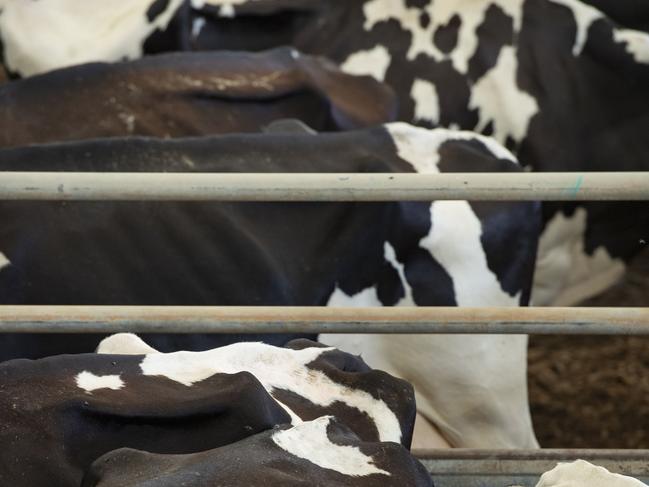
[
  {"left": 191, "top": 16, "right": 206, "bottom": 38},
  {"left": 75, "top": 371, "right": 125, "bottom": 393},
  {"left": 96, "top": 333, "right": 161, "bottom": 355},
  {"left": 411, "top": 78, "right": 440, "bottom": 125},
  {"left": 191, "top": 0, "right": 258, "bottom": 11},
  {"left": 0, "top": 0, "right": 184, "bottom": 77},
  {"left": 532, "top": 207, "right": 625, "bottom": 306},
  {"left": 0, "top": 252, "right": 10, "bottom": 271},
  {"left": 219, "top": 4, "right": 236, "bottom": 17},
  {"left": 361, "top": 0, "right": 524, "bottom": 75},
  {"left": 469, "top": 46, "right": 539, "bottom": 144},
  {"left": 139, "top": 342, "right": 402, "bottom": 443},
  {"left": 534, "top": 460, "right": 648, "bottom": 487},
  {"left": 384, "top": 242, "right": 415, "bottom": 306},
  {"left": 614, "top": 29, "right": 649, "bottom": 64},
  {"left": 340, "top": 45, "right": 391, "bottom": 82},
  {"left": 327, "top": 286, "right": 381, "bottom": 307},
  {"left": 421, "top": 200, "right": 522, "bottom": 307},
  {"left": 272, "top": 417, "right": 390, "bottom": 477},
  {"left": 548, "top": 0, "right": 603, "bottom": 55}
]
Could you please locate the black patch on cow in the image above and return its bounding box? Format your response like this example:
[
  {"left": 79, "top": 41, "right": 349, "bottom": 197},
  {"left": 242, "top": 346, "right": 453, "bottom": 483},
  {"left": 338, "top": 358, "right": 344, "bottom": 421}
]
[
  {"left": 481, "top": 120, "right": 494, "bottom": 137},
  {"left": 467, "top": 3, "right": 514, "bottom": 82},
  {"left": 419, "top": 11, "right": 431, "bottom": 29},
  {"left": 376, "top": 259, "right": 407, "bottom": 306},
  {"left": 408, "top": 248, "right": 458, "bottom": 306},
  {"left": 385, "top": 200, "right": 458, "bottom": 307},
  {"left": 187, "top": 9, "right": 315, "bottom": 52},
  {"left": 146, "top": 0, "right": 170, "bottom": 21},
  {"left": 144, "top": 2, "right": 189, "bottom": 53},
  {"left": 405, "top": 0, "right": 430, "bottom": 9},
  {"left": 434, "top": 14, "right": 461, "bottom": 54},
  {"left": 583, "top": 0, "right": 649, "bottom": 32},
  {"left": 505, "top": 135, "right": 517, "bottom": 152}
]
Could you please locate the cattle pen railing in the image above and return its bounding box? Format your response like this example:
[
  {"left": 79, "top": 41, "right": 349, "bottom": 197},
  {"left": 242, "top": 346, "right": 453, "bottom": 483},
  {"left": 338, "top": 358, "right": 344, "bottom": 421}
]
[{"left": 1, "top": 171, "right": 648, "bottom": 487}]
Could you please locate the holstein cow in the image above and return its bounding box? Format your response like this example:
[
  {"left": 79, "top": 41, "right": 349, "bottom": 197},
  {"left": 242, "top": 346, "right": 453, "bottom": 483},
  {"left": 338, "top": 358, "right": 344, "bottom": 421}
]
[
  {"left": 517, "top": 460, "right": 648, "bottom": 487},
  {"left": 0, "top": 47, "right": 396, "bottom": 147},
  {"left": 0, "top": 123, "right": 541, "bottom": 449},
  {"left": 0, "top": 0, "right": 186, "bottom": 77},
  {"left": 0, "top": 335, "right": 429, "bottom": 487},
  {"left": 182, "top": 0, "right": 649, "bottom": 307}
]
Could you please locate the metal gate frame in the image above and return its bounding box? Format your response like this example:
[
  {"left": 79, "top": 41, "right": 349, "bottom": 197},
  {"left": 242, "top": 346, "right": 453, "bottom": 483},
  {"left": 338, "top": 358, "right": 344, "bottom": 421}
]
[{"left": 1, "top": 171, "right": 647, "bottom": 486}]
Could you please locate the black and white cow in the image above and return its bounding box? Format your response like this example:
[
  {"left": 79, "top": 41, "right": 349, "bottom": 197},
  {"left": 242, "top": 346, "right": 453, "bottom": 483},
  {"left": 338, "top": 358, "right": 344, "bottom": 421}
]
[
  {"left": 0, "top": 123, "right": 541, "bottom": 448},
  {"left": 0, "top": 335, "right": 429, "bottom": 487},
  {"left": 0, "top": 47, "right": 396, "bottom": 147},
  {"left": 180, "top": 0, "right": 649, "bottom": 307}
]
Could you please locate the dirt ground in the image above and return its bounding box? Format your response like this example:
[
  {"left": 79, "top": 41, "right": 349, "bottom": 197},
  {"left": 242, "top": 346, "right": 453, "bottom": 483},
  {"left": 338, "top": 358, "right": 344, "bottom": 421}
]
[{"left": 528, "top": 248, "right": 649, "bottom": 448}]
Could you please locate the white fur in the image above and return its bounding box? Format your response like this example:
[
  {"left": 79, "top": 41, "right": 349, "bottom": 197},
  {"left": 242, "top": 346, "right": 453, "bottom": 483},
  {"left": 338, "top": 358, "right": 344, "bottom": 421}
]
[
  {"left": 191, "top": 16, "right": 206, "bottom": 38},
  {"left": 469, "top": 46, "right": 539, "bottom": 144},
  {"left": 137, "top": 341, "right": 403, "bottom": 443},
  {"left": 322, "top": 124, "right": 538, "bottom": 449},
  {"left": 97, "top": 333, "right": 160, "bottom": 355},
  {"left": 340, "top": 45, "right": 392, "bottom": 82},
  {"left": 0, "top": 0, "right": 184, "bottom": 77},
  {"left": 532, "top": 207, "right": 625, "bottom": 306},
  {"left": 614, "top": 29, "right": 649, "bottom": 64},
  {"left": 534, "top": 460, "right": 648, "bottom": 487},
  {"left": 272, "top": 416, "right": 390, "bottom": 477},
  {"left": 0, "top": 252, "right": 10, "bottom": 271},
  {"left": 411, "top": 78, "right": 440, "bottom": 125},
  {"left": 75, "top": 371, "right": 125, "bottom": 393}
]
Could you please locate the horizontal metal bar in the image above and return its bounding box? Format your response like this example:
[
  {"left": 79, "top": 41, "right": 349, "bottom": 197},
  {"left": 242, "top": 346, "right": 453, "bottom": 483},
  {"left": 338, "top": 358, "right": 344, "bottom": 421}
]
[
  {"left": 0, "top": 306, "right": 647, "bottom": 334},
  {"left": 416, "top": 449, "right": 649, "bottom": 487},
  {"left": 0, "top": 172, "right": 647, "bottom": 201}
]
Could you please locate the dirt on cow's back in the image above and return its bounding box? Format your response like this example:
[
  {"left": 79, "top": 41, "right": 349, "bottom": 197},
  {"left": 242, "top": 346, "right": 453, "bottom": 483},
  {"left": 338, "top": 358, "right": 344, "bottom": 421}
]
[{"left": 528, "top": 248, "right": 649, "bottom": 448}]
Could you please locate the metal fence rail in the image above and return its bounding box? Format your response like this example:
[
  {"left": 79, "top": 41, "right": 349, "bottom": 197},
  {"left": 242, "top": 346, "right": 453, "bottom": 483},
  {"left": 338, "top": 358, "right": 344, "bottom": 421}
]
[
  {"left": 416, "top": 449, "right": 649, "bottom": 486},
  {"left": 0, "top": 305, "right": 648, "bottom": 334},
  {"left": 0, "top": 171, "right": 648, "bottom": 201}
]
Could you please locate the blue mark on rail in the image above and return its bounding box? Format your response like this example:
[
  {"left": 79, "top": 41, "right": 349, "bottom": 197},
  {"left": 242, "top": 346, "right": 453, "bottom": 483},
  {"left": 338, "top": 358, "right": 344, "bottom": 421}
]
[{"left": 566, "top": 175, "right": 584, "bottom": 198}]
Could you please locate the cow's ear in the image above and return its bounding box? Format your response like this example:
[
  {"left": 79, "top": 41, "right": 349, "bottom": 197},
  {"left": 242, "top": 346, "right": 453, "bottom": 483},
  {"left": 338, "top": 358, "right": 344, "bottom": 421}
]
[{"left": 295, "top": 51, "right": 399, "bottom": 130}]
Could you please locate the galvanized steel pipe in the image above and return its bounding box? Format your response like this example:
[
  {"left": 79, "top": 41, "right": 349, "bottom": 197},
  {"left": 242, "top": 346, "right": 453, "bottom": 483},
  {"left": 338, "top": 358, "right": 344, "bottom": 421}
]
[
  {"left": 416, "top": 449, "right": 649, "bottom": 487},
  {"left": 0, "top": 171, "right": 647, "bottom": 201},
  {"left": 0, "top": 306, "right": 647, "bottom": 334}
]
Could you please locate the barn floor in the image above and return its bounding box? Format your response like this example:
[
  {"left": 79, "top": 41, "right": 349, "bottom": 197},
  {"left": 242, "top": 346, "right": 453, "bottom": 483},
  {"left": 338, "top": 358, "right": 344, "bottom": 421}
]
[{"left": 528, "top": 248, "right": 649, "bottom": 448}]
